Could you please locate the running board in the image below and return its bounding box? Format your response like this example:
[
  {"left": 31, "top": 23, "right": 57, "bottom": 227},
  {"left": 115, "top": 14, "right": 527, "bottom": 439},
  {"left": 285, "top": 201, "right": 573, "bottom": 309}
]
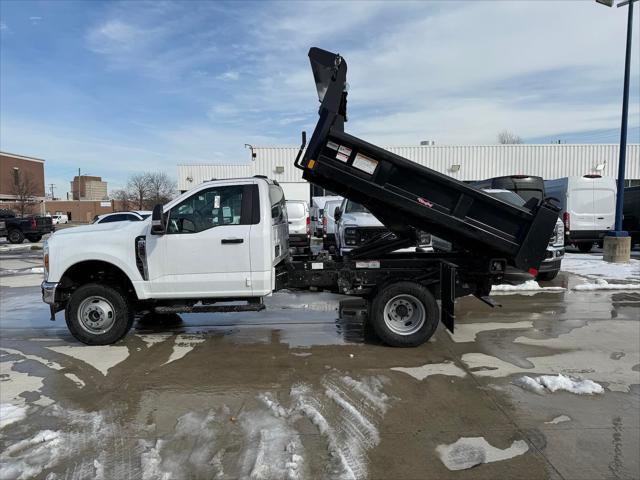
[{"left": 155, "top": 304, "right": 266, "bottom": 314}]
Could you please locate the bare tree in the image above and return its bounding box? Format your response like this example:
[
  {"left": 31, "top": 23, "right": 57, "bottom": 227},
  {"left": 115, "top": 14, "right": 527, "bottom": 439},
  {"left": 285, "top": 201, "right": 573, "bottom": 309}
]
[
  {"left": 110, "top": 189, "right": 132, "bottom": 211},
  {"left": 127, "top": 174, "right": 149, "bottom": 210},
  {"left": 497, "top": 130, "right": 524, "bottom": 145},
  {"left": 145, "top": 172, "right": 175, "bottom": 207},
  {"left": 11, "top": 170, "right": 38, "bottom": 216}
]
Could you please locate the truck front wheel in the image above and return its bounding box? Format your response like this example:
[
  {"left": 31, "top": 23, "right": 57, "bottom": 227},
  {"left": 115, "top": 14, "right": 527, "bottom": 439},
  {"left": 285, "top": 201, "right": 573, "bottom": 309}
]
[
  {"left": 65, "top": 283, "right": 134, "bottom": 345},
  {"left": 370, "top": 281, "right": 439, "bottom": 347}
]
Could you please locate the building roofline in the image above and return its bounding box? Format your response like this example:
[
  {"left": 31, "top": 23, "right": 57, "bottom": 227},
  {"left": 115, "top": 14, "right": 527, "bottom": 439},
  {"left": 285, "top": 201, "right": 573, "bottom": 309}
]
[{"left": 0, "top": 151, "right": 45, "bottom": 163}]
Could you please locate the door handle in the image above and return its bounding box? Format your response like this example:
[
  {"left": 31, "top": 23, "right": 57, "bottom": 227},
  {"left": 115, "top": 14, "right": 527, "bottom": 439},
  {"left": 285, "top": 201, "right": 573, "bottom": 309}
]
[
  {"left": 597, "top": 217, "right": 604, "bottom": 220},
  {"left": 221, "top": 238, "right": 244, "bottom": 244}
]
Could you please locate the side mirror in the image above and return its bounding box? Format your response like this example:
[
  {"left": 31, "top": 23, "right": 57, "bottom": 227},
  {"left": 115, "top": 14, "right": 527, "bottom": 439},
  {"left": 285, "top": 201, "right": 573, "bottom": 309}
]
[
  {"left": 151, "top": 204, "right": 165, "bottom": 235},
  {"left": 334, "top": 207, "right": 342, "bottom": 221}
]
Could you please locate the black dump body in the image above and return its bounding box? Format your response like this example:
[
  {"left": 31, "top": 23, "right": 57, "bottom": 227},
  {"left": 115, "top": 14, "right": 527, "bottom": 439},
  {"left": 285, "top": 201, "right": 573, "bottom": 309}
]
[{"left": 295, "top": 48, "right": 558, "bottom": 274}]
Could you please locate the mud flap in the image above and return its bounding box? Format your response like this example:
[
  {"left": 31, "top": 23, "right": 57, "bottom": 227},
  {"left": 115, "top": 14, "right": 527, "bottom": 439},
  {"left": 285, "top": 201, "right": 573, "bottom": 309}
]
[{"left": 440, "top": 262, "right": 456, "bottom": 333}]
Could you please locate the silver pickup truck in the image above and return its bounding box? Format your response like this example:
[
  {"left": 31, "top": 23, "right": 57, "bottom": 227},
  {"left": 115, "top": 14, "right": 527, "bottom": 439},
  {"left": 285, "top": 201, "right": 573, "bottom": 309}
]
[{"left": 334, "top": 199, "right": 432, "bottom": 257}]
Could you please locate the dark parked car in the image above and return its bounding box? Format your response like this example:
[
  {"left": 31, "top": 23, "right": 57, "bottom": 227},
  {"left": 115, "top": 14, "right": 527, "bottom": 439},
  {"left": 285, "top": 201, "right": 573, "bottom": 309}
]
[
  {"left": 0, "top": 209, "right": 53, "bottom": 244},
  {"left": 623, "top": 185, "right": 640, "bottom": 247}
]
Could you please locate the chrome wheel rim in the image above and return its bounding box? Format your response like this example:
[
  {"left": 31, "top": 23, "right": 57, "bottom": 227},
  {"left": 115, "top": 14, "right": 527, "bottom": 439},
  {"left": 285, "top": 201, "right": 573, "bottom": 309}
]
[
  {"left": 78, "top": 296, "right": 116, "bottom": 334},
  {"left": 383, "top": 294, "right": 426, "bottom": 335}
]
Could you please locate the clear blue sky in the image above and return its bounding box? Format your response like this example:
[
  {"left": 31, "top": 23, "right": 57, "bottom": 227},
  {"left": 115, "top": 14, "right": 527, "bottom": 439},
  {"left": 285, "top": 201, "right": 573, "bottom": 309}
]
[{"left": 1, "top": 0, "right": 638, "bottom": 197}]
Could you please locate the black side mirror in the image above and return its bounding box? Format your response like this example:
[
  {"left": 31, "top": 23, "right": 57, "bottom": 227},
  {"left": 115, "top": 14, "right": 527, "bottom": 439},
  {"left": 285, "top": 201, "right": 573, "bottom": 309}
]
[
  {"left": 151, "top": 204, "right": 165, "bottom": 235},
  {"left": 334, "top": 207, "right": 342, "bottom": 221}
]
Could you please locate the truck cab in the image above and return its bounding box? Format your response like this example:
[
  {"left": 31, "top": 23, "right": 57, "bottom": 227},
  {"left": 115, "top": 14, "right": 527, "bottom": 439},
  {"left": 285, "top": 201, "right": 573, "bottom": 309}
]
[{"left": 42, "top": 178, "right": 288, "bottom": 344}]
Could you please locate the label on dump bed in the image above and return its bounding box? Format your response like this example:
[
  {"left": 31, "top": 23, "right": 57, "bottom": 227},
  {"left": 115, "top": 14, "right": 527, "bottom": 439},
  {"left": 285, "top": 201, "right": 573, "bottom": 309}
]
[
  {"left": 311, "top": 263, "right": 324, "bottom": 270},
  {"left": 336, "top": 152, "right": 349, "bottom": 163},
  {"left": 356, "top": 260, "right": 380, "bottom": 269},
  {"left": 326, "top": 141, "right": 339, "bottom": 150},
  {"left": 338, "top": 145, "right": 352, "bottom": 156},
  {"left": 353, "top": 153, "right": 378, "bottom": 175}
]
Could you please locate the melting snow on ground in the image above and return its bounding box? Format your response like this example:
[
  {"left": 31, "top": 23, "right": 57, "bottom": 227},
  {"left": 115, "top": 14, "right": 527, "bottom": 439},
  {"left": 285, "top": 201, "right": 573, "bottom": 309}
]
[
  {"left": 573, "top": 278, "right": 640, "bottom": 291},
  {"left": 562, "top": 253, "right": 640, "bottom": 281},
  {"left": 491, "top": 280, "right": 564, "bottom": 294},
  {"left": 391, "top": 361, "right": 467, "bottom": 381},
  {"left": 545, "top": 415, "right": 571, "bottom": 425},
  {"left": 436, "top": 437, "right": 529, "bottom": 471},
  {"left": 0, "top": 404, "right": 28, "bottom": 429},
  {"left": 514, "top": 374, "right": 604, "bottom": 395}
]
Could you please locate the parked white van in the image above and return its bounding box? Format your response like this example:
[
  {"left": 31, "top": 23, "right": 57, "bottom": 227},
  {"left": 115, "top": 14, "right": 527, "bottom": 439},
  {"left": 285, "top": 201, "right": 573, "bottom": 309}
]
[
  {"left": 310, "top": 195, "right": 342, "bottom": 237},
  {"left": 544, "top": 175, "right": 616, "bottom": 253}
]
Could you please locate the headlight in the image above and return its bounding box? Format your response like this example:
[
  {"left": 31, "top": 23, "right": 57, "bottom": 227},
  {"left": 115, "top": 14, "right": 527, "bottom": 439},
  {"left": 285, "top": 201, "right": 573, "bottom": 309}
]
[
  {"left": 43, "top": 240, "right": 49, "bottom": 280},
  {"left": 345, "top": 227, "right": 357, "bottom": 236}
]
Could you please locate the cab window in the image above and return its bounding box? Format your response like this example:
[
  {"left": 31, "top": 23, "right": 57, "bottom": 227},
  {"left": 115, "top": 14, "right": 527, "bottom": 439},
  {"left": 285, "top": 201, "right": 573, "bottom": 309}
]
[
  {"left": 167, "top": 185, "right": 244, "bottom": 234},
  {"left": 269, "top": 185, "right": 286, "bottom": 225}
]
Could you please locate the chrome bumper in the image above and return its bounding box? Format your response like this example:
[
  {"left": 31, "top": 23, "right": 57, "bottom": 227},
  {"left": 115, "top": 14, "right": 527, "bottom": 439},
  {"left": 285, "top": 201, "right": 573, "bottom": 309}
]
[{"left": 41, "top": 281, "right": 59, "bottom": 305}]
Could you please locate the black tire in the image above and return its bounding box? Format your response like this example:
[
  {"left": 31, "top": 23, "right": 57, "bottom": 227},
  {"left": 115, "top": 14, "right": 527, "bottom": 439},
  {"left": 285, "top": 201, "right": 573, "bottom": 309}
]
[
  {"left": 7, "top": 229, "right": 25, "bottom": 244},
  {"left": 26, "top": 235, "right": 42, "bottom": 243},
  {"left": 577, "top": 243, "right": 593, "bottom": 253},
  {"left": 65, "top": 283, "right": 134, "bottom": 345},
  {"left": 537, "top": 270, "right": 559, "bottom": 281},
  {"left": 370, "top": 281, "right": 439, "bottom": 347}
]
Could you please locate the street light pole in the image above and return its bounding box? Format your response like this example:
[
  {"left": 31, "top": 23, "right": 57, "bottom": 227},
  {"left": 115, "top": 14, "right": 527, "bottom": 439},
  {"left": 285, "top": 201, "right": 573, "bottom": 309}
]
[
  {"left": 611, "top": 0, "right": 634, "bottom": 235},
  {"left": 598, "top": 0, "right": 637, "bottom": 262}
]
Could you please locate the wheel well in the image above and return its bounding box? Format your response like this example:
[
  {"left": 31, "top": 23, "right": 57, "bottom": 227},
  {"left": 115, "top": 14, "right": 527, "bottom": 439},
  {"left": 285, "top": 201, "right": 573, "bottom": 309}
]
[{"left": 60, "top": 261, "right": 137, "bottom": 300}]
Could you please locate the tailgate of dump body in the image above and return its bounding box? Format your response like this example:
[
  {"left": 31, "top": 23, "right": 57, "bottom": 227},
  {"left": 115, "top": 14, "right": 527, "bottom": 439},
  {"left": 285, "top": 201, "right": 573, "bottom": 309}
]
[{"left": 296, "top": 47, "right": 558, "bottom": 273}]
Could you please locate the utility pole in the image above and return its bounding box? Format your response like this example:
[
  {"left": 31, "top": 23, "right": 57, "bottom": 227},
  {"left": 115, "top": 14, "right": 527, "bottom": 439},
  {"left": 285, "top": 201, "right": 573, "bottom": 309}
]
[{"left": 49, "top": 183, "right": 55, "bottom": 200}]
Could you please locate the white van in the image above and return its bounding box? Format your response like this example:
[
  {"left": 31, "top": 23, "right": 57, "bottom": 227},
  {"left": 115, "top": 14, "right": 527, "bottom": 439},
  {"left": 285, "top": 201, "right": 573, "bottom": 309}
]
[
  {"left": 544, "top": 175, "right": 616, "bottom": 253},
  {"left": 310, "top": 195, "right": 342, "bottom": 238},
  {"left": 285, "top": 200, "right": 310, "bottom": 255}
]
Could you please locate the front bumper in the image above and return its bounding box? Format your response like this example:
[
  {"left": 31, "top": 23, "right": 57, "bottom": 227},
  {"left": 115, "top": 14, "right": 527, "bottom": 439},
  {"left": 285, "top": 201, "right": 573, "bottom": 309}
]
[
  {"left": 539, "top": 247, "right": 564, "bottom": 273},
  {"left": 41, "top": 281, "right": 59, "bottom": 305}
]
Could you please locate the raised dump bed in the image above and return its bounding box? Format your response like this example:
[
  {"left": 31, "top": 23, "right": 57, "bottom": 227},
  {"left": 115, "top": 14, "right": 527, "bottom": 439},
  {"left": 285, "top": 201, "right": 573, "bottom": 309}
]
[{"left": 295, "top": 47, "right": 558, "bottom": 274}]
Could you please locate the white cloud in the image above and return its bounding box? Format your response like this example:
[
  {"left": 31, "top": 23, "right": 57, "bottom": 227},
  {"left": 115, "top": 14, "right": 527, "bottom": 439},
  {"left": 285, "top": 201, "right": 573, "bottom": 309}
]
[{"left": 216, "top": 70, "right": 240, "bottom": 81}]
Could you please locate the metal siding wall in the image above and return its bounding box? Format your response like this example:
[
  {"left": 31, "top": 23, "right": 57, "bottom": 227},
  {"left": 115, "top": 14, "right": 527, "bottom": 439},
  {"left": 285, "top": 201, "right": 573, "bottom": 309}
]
[{"left": 178, "top": 144, "right": 639, "bottom": 190}]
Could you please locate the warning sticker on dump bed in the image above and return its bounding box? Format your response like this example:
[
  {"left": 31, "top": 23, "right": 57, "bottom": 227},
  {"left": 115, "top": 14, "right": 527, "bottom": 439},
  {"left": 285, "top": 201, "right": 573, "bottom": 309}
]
[
  {"left": 336, "top": 152, "right": 349, "bottom": 163},
  {"left": 352, "top": 153, "right": 378, "bottom": 175},
  {"left": 326, "top": 141, "right": 339, "bottom": 150}
]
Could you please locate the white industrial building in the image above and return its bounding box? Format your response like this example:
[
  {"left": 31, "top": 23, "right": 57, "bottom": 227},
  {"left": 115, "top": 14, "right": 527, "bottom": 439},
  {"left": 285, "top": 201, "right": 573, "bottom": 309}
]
[{"left": 177, "top": 144, "right": 640, "bottom": 202}]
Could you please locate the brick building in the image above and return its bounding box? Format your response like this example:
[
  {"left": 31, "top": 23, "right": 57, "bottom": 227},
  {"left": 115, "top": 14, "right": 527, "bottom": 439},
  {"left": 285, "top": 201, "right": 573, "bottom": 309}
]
[
  {"left": 0, "top": 151, "right": 46, "bottom": 202},
  {"left": 45, "top": 199, "right": 127, "bottom": 223}
]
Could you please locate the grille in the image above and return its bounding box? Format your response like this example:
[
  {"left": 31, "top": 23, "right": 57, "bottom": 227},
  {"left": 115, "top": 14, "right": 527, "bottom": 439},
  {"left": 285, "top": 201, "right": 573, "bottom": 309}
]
[{"left": 354, "top": 227, "right": 391, "bottom": 245}]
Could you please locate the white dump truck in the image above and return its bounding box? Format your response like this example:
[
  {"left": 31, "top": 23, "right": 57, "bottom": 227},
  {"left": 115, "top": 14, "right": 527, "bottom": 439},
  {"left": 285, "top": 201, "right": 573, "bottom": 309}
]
[{"left": 42, "top": 48, "right": 557, "bottom": 347}]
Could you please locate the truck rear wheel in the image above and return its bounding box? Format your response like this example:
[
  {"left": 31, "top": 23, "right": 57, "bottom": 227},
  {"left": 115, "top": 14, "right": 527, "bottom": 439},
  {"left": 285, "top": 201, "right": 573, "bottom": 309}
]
[
  {"left": 65, "top": 283, "right": 134, "bottom": 345},
  {"left": 8, "top": 229, "right": 25, "bottom": 244},
  {"left": 370, "top": 281, "right": 439, "bottom": 347}
]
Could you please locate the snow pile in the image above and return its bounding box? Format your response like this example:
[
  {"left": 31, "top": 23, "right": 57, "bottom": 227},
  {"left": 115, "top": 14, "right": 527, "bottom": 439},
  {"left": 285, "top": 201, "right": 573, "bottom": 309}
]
[
  {"left": 0, "top": 403, "right": 28, "bottom": 429},
  {"left": 491, "top": 280, "right": 564, "bottom": 294},
  {"left": 436, "top": 437, "right": 529, "bottom": 471},
  {"left": 30, "top": 267, "right": 44, "bottom": 274},
  {"left": 254, "top": 374, "right": 392, "bottom": 480},
  {"left": 0, "top": 406, "right": 109, "bottom": 480},
  {"left": 562, "top": 253, "right": 640, "bottom": 282},
  {"left": 573, "top": 279, "right": 640, "bottom": 291},
  {"left": 139, "top": 409, "right": 226, "bottom": 480},
  {"left": 514, "top": 374, "right": 604, "bottom": 395}
]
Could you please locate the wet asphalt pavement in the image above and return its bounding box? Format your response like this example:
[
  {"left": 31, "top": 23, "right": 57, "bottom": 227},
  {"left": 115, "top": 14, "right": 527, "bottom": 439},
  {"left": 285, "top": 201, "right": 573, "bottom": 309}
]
[{"left": 0, "top": 244, "right": 639, "bottom": 479}]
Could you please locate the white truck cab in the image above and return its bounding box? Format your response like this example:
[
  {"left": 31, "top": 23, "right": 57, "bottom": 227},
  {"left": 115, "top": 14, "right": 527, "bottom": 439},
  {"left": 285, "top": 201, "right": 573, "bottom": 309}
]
[{"left": 42, "top": 178, "right": 288, "bottom": 344}]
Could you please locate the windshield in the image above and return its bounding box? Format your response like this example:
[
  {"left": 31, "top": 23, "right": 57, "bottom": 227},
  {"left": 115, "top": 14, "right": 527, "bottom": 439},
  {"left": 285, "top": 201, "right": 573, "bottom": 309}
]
[
  {"left": 286, "top": 202, "right": 306, "bottom": 218},
  {"left": 487, "top": 191, "right": 526, "bottom": 207},
  {"left": 345, "top": 201, "right": 370, "bottom": 214}
]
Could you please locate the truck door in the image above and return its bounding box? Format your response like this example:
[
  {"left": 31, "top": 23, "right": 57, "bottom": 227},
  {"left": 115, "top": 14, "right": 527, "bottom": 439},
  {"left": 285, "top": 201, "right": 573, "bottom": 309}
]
[{"left": 146, "top": 184, "right": 254, "bottom": 298}]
